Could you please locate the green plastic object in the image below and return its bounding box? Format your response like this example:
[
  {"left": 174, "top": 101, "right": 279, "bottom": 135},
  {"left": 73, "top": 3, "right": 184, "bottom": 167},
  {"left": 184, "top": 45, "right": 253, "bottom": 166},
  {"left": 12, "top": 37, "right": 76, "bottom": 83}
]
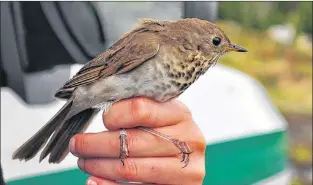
[{"left": 7, "top": 131, "right": 287, "bottom": 185}]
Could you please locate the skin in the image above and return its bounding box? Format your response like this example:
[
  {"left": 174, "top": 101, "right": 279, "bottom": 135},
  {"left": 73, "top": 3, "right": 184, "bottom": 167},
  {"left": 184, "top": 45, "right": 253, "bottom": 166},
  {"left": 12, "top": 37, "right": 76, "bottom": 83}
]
[{"left": 69, "top": 97, "right": 206, "bottom": 185}]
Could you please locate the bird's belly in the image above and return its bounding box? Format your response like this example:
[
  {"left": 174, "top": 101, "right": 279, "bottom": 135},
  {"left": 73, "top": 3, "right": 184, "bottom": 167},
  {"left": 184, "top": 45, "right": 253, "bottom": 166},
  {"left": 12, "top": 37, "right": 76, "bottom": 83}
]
[
  {"left": 121, "top": 61, "right": 180, "bottom": 102},
  {"left": 135, "top": 78, "right": 180, "bottom": 102},
  {"left": 87, "top": 60, "right": 180, "bottom": 104}
]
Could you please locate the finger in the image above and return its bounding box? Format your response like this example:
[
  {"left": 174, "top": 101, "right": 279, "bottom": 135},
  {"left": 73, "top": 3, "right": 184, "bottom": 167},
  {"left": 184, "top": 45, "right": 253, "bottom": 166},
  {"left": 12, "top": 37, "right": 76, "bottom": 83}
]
[
  {"left": 86, "top": 177, "right": 119, "bottom": 185},
  {"left": 103, "top": 97, "right": 192, "bottom": 130},
  {"left": 70, "top": 122, "right": 206, "bottom": 158},
  {"left": 78, "top": 156, "right": 205, "bottom": 185},
  {"left": 87, "top": 176, "right": 157, "bottom": 185}
]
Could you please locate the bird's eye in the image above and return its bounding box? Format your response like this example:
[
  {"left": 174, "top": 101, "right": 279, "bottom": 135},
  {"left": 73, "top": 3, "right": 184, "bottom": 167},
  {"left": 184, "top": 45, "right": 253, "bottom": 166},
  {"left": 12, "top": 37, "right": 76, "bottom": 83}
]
[{"left": 212, "top": 37, "right": 221, "bottom": 46}]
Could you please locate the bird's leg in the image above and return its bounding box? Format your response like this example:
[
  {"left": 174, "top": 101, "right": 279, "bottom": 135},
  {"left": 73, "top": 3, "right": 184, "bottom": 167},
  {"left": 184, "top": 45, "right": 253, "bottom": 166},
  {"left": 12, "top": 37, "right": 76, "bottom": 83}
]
[
  {"left": 101, "top": 102, "right": 129, "bottom": 165},
  {"left": 136, "top": 126, "right": 192, "bottom": 168},
  {"left": 119, "top": 129, "right": 129, "bottom": 165},
  {"left": 102, "top": 101, "right": 113, "bottom": 113}
]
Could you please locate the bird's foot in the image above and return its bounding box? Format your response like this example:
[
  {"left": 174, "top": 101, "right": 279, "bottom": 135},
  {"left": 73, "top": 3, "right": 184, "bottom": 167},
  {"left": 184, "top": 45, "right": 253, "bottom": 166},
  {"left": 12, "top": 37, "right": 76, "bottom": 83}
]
[
  {"left": 136, "top": 126, "right": 192, "bottom": 168},
  {"left": 171, "top": 139, "right": 193, "bottom": 168}
]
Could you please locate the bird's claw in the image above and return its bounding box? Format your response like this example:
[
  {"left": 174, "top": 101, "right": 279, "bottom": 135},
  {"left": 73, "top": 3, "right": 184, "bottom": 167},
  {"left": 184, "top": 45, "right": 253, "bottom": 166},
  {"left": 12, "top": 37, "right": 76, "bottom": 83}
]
[{"left": 171, "top": 139, "right": 192, "bottom": 168}]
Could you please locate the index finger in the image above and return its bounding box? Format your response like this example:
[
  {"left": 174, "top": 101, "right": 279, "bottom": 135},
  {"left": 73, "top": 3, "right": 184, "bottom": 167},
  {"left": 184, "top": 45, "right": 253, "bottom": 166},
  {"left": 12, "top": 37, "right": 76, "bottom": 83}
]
[{"left": 103, "top": 97, "right": 192, "bottom": 130}]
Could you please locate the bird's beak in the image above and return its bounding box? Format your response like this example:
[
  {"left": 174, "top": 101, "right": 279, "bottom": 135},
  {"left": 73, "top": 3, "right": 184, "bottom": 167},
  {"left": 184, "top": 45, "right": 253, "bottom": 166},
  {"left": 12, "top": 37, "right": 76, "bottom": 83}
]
[{"left": 226, "top": 44, "right": 248, "bottom": 52}]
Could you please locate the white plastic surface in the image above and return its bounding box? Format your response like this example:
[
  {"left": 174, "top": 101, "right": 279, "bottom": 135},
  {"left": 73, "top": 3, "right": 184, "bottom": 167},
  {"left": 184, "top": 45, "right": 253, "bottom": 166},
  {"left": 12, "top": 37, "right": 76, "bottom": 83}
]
[{"left": 1, "top": 64, "right": 287, "bottom": 180}]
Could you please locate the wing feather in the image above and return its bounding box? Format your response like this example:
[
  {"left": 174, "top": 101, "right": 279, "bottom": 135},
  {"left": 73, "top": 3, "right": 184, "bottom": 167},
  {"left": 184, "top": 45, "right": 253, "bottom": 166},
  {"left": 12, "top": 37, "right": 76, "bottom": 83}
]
[{"left": 55, "top": 27, "right": 161, "bottom": 99}]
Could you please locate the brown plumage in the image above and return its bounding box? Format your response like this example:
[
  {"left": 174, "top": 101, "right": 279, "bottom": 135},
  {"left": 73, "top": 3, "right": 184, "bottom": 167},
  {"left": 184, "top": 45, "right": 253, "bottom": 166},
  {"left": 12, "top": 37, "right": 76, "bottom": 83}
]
[{"left": 12, "top": 18, "right": 247, "bottom": 167}]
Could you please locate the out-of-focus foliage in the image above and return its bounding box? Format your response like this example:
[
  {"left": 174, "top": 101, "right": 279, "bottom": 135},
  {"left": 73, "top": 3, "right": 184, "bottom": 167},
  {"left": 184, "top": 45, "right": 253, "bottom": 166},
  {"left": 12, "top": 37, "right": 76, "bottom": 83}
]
[
  {"left": 217, "top": 21, "right": 312, "bottom": 115},
  {"left": 294, "top": 2, "right": 312, "bottom": 35},
  {"left": 218, "top": 2, "right": 312, "bottom": 35},
  {"left": 291, "top": 178, "right": 302, "bottom": 185},
  {"left": 217, "top": 3, "right": 312, "bottom": 184},
  {"left": 290, "top": 144, "right": 312, "bottom": 164}
]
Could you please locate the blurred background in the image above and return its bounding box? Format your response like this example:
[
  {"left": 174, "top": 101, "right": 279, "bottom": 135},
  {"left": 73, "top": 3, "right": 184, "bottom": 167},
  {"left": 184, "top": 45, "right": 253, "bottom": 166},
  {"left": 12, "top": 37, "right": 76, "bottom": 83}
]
[
  {"left": 1, "top": 1, "right": 312, "bottom": 185},
  {"left": 217, "top": 2, "right": 312, "bottom": 185}
]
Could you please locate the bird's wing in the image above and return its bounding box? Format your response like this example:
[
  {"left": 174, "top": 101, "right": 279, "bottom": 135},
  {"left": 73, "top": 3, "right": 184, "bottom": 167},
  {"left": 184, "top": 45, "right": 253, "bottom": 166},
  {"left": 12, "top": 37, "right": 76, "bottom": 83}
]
[{"left": 55, "top": 30, "right": 160, "bottom": 99}]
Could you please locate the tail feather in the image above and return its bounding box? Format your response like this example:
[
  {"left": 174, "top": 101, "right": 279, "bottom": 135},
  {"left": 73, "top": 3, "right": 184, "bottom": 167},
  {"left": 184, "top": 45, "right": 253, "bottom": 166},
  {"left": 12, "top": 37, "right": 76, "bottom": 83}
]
[
  {"left": 12, "top": 100, "right": 73, "bottom": 161},
  {"left": 40, "top": 108, "right": 97, "bottom": 163}
]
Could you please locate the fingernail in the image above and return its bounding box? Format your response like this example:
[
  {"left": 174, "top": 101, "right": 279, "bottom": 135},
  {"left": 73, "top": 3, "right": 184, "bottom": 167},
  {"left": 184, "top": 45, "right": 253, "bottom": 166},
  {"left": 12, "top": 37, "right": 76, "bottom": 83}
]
[
  {"left": 77, "top": 158, "right": 85, "bottom": 170},
  {"left": 87, "top": 179, "right": 97, "bottom": 185},
  {"left": 69, "top": 138, "right": 76, "bottom": 154}
]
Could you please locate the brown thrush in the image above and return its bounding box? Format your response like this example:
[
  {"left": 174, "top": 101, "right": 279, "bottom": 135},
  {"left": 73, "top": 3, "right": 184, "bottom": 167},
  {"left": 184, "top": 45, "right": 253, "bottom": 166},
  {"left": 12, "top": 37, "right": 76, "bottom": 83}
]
[{"left": 12, "top": 18, "right": 247, "bottom": 168}]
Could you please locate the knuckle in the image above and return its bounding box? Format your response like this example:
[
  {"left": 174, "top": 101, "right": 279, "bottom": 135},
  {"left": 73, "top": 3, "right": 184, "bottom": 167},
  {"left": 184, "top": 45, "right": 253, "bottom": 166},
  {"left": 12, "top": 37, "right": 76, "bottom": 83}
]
[
  {"left": 75, "top": 135, "right": 89, "bottom": 154},
  {"left": 191, "top": 136, "right": 206, "bottom": 154},
  {"left": 108, "top": 134, "right": 121, "bottom": 154},
  {"left": 190, "top": 160, "right": 206, "bottom": 184},
  {"left": 84, "top": 159, "right": 98, "bottom": 173},
  {"left": 197, "top": 134, "right": 207, "bottom": 153},
  {"left": 130, "top": 98, "right": 151, "bottom": 122},
  {"left": 126, "top": 131, "right": 140, "bottom": 152},
  {"left": 148, "top": 165, "right": 161, "bottom": 183},
  {"left": 185, "top": 121, "right": 206, "bottom": 153},
  {"left": 103, "top": 113, "right": 114, "bottom": 129},
  {"left": 117, "top": 159, "right": 140, "bottom": 181},
  {"left": 176, "top": 100, "right": 192, "bottom": 119},
  {"left": 187, "top": 127, "right": 206, "bottom": 154},
  {"left": 193, "top": 168, "right": 206, "bottom": 184}
]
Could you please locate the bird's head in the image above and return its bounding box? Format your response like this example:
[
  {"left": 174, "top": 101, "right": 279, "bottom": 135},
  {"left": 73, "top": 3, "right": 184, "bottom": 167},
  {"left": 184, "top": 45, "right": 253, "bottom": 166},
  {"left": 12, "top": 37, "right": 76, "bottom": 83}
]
[
  {"left": 139, "top": 18, "right": 247, "bottom": 65},
  {"left": 178, "top": 18, "right": 247, "bottom": 60}
]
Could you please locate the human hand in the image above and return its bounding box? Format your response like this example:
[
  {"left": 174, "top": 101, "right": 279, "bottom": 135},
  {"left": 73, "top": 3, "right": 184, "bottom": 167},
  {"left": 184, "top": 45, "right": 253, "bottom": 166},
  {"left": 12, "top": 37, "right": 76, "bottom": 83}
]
[{"left": 69, "top": 98, "right": 206, "bottom": 185}]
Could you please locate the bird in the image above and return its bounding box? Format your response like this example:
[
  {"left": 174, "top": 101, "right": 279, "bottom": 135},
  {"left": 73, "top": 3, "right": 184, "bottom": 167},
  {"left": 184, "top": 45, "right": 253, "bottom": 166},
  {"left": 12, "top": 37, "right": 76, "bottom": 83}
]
[{"left": 12, "top": 18, "right": 247, "bottom": 168}]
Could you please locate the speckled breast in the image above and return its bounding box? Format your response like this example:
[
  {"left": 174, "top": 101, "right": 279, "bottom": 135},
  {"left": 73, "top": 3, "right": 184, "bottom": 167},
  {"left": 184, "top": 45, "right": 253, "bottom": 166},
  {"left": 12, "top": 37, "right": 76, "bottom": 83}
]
[{"left": 163, "top": 52, "right": 219, "bottom": 99}]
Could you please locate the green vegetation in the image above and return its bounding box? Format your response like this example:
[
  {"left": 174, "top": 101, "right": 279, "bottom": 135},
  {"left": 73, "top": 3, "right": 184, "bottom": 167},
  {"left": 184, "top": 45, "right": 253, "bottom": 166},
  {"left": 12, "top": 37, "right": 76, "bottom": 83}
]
[
  {"left": 217, "top": 21, "right": 312, "bottom": 115},
  {"left": 217, "top": 3, "right": 312, "bottom": 184},
  {"left": 290, "top": 144, "right": 312, "bottom": 164},
  {"left": 218, "top": 2, "right": 312, "bottom": 35}
]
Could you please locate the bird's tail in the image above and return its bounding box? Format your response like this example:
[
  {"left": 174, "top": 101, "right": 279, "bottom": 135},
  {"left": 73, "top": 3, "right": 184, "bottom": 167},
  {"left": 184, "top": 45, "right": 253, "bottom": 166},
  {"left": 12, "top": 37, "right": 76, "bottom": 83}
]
[{"left": 12, "top": 99, "right": 97, "bottom": 163}]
